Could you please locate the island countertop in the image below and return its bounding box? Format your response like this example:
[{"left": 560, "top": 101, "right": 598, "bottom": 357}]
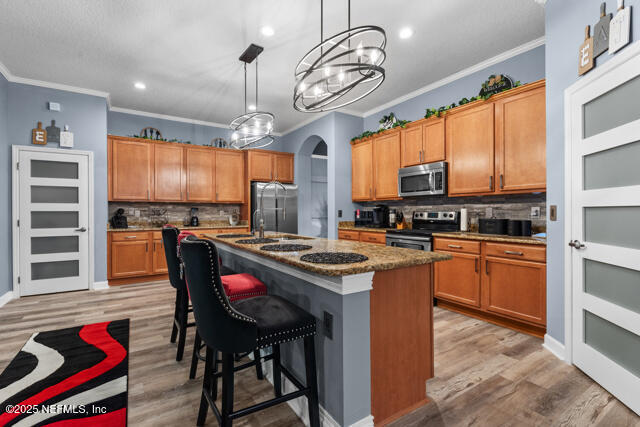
[{"left": 203, "top": 233, "right": 451, "bottom": 277}]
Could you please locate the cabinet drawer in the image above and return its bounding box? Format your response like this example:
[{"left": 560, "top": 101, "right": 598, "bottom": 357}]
[
  {"left": 152, "top": 231, "right": 163, "bottom": 239},
  {"left": 434, "top": 238, "right": 480, "bottom": 254},
  {"left": 216, "top": 228, "right": 249, "bottom": 234},
  {"left": 360, "top": 231, "right": 386, "bottom": 245},
  {"left": 485, "top": 242, "right": 545, "bottom": 262},
  {"left": 338, "top": 230, "right": 360, "bottom": 241},
  {"left": 111, "top": 232, "right": 151, "bottom": 241}
]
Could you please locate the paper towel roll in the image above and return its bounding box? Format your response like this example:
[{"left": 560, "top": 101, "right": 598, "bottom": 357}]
[{"left": 460, "top": 208, "right": 468, "bottom": 231}]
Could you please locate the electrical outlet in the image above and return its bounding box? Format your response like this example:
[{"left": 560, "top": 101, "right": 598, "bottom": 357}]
[
  {"left": 485, "top": 207, "right": 493, "bottom": 218},
  {"left": 338, "top": 210, "right": 342, "bottom": 218},
  {"left": 220, "top": 210, "right": 225, "bottom": 216},
  {"left": 134, "top": 209, "right": 140, "bottom": 217},
  {"left": 323, "top": 311, "right": 333, "bottom": 339},
  {"left": 128, "top": 208, "right": 135, "bottom": 215},
  {"left": 531, "top": 207, "right": 541, "bottom": 218}
]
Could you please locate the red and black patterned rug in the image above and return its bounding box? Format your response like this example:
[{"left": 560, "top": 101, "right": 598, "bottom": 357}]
[{"left": 0, "top": 319, "right": 129, "bottom": 426}]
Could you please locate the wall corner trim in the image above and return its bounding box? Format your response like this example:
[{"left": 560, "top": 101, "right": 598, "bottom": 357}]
[
  {"left": 92, "top": 281, "right": 109, "bottom": 290},
  {"left": 543, "top": 333, "right": 567, "bottom": 363},
  {"left": 349, "top": 415, "right": 375, "bottom": 427},
  {"left": 0, "top": 291, "right": 16, "bottom": 308}
]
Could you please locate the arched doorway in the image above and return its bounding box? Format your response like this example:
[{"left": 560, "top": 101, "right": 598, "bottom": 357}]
[{"left": 298, "top": 136, "right": 328, "bottom": 237}]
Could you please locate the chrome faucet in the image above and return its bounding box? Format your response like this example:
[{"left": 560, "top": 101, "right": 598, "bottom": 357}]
[{"left": 254, "top": 181, "right": 287, "bottom": 238}]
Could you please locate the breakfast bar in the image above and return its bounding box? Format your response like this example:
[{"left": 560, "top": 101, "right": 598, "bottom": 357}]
[{"left": 203, "top": 233, "right": 451, "bottom": 426}]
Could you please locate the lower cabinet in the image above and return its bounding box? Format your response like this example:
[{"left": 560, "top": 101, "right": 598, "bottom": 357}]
[
  {"left": 152, "top": 237, "right": 168, "bottom": 274},
  {"left": 434, "top": 252, "right": 481, "bottom": 308},
  {"left": 338, "top": 229, "right": 386, "bottom": 245}
]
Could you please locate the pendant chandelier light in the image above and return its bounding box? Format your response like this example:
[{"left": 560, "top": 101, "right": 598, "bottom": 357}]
[
  {"left": 293, "top": 0, "right": 386, "bottom": 112},
  {"left": 230, "top": 44, "right": 275, "bottom": 149}
]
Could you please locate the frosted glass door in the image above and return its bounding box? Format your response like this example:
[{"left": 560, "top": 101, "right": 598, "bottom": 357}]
[
  {"left": 569, "top": 49, "right": 640, "bottom": 415},
  {"left": 18, "top": 150, "right": 89, "bottom": 295}
]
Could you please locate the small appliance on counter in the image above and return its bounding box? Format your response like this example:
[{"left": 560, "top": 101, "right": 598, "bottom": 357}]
[
  {"left": 389, "top": 209, "right": 397, "bottom": 228},
  {"left": 354, "top": 209, "right": 374, "bottom": 227},
  {"left": 228, "top": 212, "right": 240, "bottom": 226},
  {"left": 507, "top": 219, "right": 533, "bottom": 237},
  {"left": 190, "top": 207, "right": 199, "bottom": 227},
  {"left": 386, "top": 211, "right": 460, "bottom": 251},
  {"left": 110, "top": 208, "right": 128, "bottom": 229},
  {"left": 372, "top": 205, "right": 390, "bottom": 228},
  {"left": 479, "top": 218, "right": 508, "bottom": 235}
]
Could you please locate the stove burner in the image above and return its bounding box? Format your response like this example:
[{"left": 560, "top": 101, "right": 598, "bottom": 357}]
[
  {"left": 216, "top": 233, "right": 253, "bottom": 238},
  {"left": 300, "top": 252, "right": 368, "bottom": 264},
  {"left": 260, "top": 244, "right": 313, "bottom": 252},
  {"left": 235, "top": 238, "right": 278, "bottom": 244}
]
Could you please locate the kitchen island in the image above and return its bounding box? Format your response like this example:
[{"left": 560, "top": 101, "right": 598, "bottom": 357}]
[{"left": 203, "top": 232, "right": 451, "bottom": 426}]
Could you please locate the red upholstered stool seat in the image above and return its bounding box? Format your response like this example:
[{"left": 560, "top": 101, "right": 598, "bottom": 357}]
[{"left": 222, "top": 274, "right": 268, "bottom": 301}]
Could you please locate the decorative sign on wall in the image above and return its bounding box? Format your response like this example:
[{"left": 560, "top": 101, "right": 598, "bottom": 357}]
[
  {"left": 46, "top": 120, "right": 60, "bottom": 144},
  {"left": 60, "top": 125, "right": 74, "bottom": 148},
  {"left": 579, "top": 26, "right": 595, "bottom": 76},
  {"left": 609, "top": 0, "right": 631, "bottom": 53},
  {"left": 478, "top": 74, "right": 514, "bottom": 98},
  {"left": 593, "top": 2, "right": 612, "bottom": 57},
  {"left": 31, "top": 122, "right": 47, "bottom": 145}
]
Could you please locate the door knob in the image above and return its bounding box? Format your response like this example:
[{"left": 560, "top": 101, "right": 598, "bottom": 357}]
[
  {"left": 75, "top": 227, "right": 87, "bottom": 232},
  {"left": 568, "top": 239, "right": 585, "bottom": 249}
]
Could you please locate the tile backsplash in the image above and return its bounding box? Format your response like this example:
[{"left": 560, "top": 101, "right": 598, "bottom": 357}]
[
  {"left": 108, "top": 203, "right": 241, "bottom": 227},
  {"left": 358, "top": 193, "right": 546, "bottom": 231}
]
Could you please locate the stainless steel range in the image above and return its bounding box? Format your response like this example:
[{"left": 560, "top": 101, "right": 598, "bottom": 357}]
[{"left": 386, "top": 211, "right": 460, "bottom": 251}]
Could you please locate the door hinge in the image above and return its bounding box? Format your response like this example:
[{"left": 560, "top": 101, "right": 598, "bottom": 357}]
[
  {"left": 17, "top": 276, "right": 20, "bottom": 284},
  {"left": 16, "top": 162, "right": 19, "bottom": 170},
  {"left": 17, "top": 219, "right": 19, "bottom": 227}
]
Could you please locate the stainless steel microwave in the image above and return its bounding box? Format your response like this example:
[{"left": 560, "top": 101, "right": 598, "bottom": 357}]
[{"left": 398, "top": 161, "right": 447, "bottom": 197}]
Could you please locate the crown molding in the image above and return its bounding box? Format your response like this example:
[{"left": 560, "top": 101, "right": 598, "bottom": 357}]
[{"left": 360, "top": 36, "right": 546, "bottom": 118}]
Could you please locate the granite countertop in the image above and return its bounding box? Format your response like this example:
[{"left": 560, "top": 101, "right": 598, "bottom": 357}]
[
  {"left": 337, "top": 222, "right": 398, "bottom": 233},
  {"left": 203, "top": 232, "right": 451, "bottom": 277},
  {"left": 108, "top": 222, "right": 249, "bottom": 232},
  {"left": 431, "top": 232, "right": 546, "bottom": 246}
]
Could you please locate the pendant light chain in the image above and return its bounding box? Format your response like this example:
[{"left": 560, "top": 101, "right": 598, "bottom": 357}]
[
  {"left": 244, "top": 62, "right": 247, "bottom": 113},
  {"left": 256, "top": 57, "right": 259, "bottom": 110}
]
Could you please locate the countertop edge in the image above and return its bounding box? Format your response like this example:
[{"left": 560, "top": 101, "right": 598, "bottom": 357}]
[{"left": 431, "top": 232, "right": 547, "bottom": 246}]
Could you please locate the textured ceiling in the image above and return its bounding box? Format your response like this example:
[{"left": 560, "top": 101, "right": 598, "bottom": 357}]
[{"left": 0, "top": 0, "right": 544, "bottom": 133}]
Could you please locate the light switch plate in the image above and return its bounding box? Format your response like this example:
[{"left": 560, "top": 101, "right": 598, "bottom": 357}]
[
  {"left": 550, "top": 205, "right": 557, "bottom": 221},
  {"left": 485, "top": 207, "right": 493, "bottom": 218}
]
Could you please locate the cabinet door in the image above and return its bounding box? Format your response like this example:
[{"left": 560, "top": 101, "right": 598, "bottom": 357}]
[
  {"left": 400, "top": 126, "right": 423, "bottom": 167},
  {"left": 248, "top": 151, "right": 274, "bottom": 181},
  {"left": 216, "top": 150, "right": 245, "bottom": 202},
  {"left": 446, "top": 103, "right": 495, "bottom": 195},
  {"left": 274, "top": 153, "right": 294, "bottom": 183},
  {"left": 482, "top": 257, "right": 546, "bottom": 325},
  {"left": 111, "top": 139, "right": 152, "bottom": 200},
  {"left": 373, "top": 133, "right": 401, "bottom": 199},
  {"left": 154, "top": 144, "right": 185, "bottom": 201},
  {"left": 351, "top": 140, "right": 373, "bottom": 201},
  {"left": 495, "top": 86, "right": 546, "bottom": 192},
  {"left": 111, "top": 241, "right": 150, "bottom": 277},
  {"left": 152, "top": 239, "right": 168, "bottom": 274},
  {"left": 434, "top": 251, "right": 481, "bottom": 307},
  {"left": 423, "top": 118, "right": 445, "bottom": 163},
  {"left": 186, "top": 147, "right": 215, "bottom": 202}
]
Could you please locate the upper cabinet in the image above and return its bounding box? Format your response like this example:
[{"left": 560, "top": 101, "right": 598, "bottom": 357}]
[
  {"left": 109, "top": 138, "right": 153, "bottom": 201},
  {"left": 495, "top": 85, "right": 546, "bottom": 193},
  {"left": 400, "top": 118, "right": 445, "bottom": 167},
  {"left": 247, "top": 150, "right": 294, "bottom": 183},
  {"left": 154, "top": 143, "right": 185, "bottom": 202},
  {"left": 185, "top": 146, "right": 215, "bottom": 202},
  {"left": 351, "top": 130, "right": 401, "bottom": 202},
  {"left": 216, "top": 150, "right": 245, "bottom": 203},
  {"left": 352, "top": 139, "right": 373, "bottom": 201}
]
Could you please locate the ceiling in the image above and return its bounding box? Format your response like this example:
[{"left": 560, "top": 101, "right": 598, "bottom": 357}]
[{"left": 0, "top": 0, "right": 545, "bottom": 133}]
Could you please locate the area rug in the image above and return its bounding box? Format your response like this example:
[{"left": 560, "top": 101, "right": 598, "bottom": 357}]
[{"left": 0, "top": 319, "right": 129, "bottom": 426}]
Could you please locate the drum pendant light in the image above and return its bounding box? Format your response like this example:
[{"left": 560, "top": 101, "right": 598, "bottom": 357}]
[
  {"left": 230, "top": 44, "right": 275, "bottom": 149},
  {"left": 293, "top": 0, "right": 386, "bottom": 112}
]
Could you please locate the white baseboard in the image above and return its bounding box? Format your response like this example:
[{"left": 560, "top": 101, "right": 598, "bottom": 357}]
[
  {"left": 256, "top": 354, "right": 373, "bottom": 427},
  {"left": 0, "top": 291, "right": 16, "bottom": 308},
  {"left": 92, "top": 281, "right": 109, "bottom": 290},
  {"left": 543, "top": 334, "right": 567, "bottom": 362}
]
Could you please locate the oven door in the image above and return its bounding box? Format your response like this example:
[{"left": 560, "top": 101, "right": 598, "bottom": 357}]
[{"left": 386, "top": 235, "right": 432, "bottom": 251}]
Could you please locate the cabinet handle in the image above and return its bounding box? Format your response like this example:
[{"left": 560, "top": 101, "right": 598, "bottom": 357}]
[
  {"left": 489, "top": 176, "right": 494, "bottom": 191},
  {"left": 475, "top": 258, "right": 478, "bottom": 273},
  {"left": 447, "top": 244, "right": 462, "bottom": 249},
  {"left": 147, "top": 189, "right": 150, "bottom": 199},
  {"left": 153, "top": 242, "right": 156, "bottom": 252},
  {"left": 187, "top": 191, "right": 190, "bottom": 200},
  {"left": 485, "top": 260, "right": 490, "bottom": 274},
  {"left": 504, "top": 250, "right": 524, "bottom": 256},
  {"left": 181, "top": 191, "right": 183, "bottom": 200},
  {"left": 370, "top": 187, "right": 372, "bottom": 199},
  {"left": 216, "top": 192, "right": 219, "bottom": 200},
  {"left": 145, "top": 242, "right": 148, "bottom": 252},
  {"left": 500, "top": 174, "right": 504, "bottom": 189},
  {"left": 419, "top": 151, "right": 422, "bottom": 163},
  {"left": 125, "top": 236, "right": 137, "bottom": 239}
]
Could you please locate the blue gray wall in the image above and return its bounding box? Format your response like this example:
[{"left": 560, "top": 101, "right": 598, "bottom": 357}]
[
  {"left": 545, "top": 0, "right": 640, "bottom": 343},
  {"left": 6, "top": 83, "right": 109, "bottom": 284},
  {"left": 0, "top": 73, "right": 9, "bottom": 296},
  {"left": 363, "top": 45, "right": 546, "bottom": 130}
]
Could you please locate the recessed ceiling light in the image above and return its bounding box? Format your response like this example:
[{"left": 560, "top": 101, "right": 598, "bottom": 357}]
[
  {"left": 261, "top": 26, "right": 275, "bottom": 37},
  {"left": 134, "top": 82, "right": 146, "bottom": 90},
  {"left": 399, "top": 27, "right": 414, "bottom": 39},
  {"left": 248, "top": 104, "right": 256, "bottom": 111}
]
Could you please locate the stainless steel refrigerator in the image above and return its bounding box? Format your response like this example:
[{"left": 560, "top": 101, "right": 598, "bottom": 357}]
[{"left": 251, "top": 182, "right": 298, "bottom": 234}]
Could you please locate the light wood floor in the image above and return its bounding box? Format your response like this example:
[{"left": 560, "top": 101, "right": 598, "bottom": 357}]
[{"left": 0, "top": 282, "right": 638, "bottom": 427}]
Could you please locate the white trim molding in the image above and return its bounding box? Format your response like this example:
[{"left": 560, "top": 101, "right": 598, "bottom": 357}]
[
  {"left": 543, "top": 334, "right": 566, "bottom": 362},
  {"left": 0, "top": 291, "right": 16, "bottom": 308},
  {"left": 91, "top": 281, "right": 109, "bottom": 290}
]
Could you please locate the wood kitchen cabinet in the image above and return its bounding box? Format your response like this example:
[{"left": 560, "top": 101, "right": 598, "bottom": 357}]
[
  {"left": 186, "top": 146, "right": 215, "bottom": 202},
  {"left": 446, "top": 102, "right": 495, "bottom": 195},
  {"left": 400, "top": 118, "right": 445, "bottom": 167},
  {"left": 495, "top": 85, "right": 546, "bottom": 193},
  {"left": 400, "top": 126, "right": 423, "bottom": 167},
  {"left": 351, "top": 139, "right": 373, "bottom": 201},
  {"left": 338, "top": 229, "right": 386, "bottom": 245},
  {"left": 154, "top": 143, "right": 185, "bottom": 202},
  {"left": 109, "top": 232, "right": 151, "bottom": 278},
  {"left": 274, "top": 153, "right": 294, "bottom": 182},
  {"left": 434, "top": 238, "right": 481, "bottom": 308},
  {"left": 152, "top": 237, "right": 168, "bottom": 274},
  {"left": 373, "top": 132, "right": 401, "bottom": 200},
  {"left": 216, "top": 150, "right": 245, "bottom": 202},
  {"left": 109, "top": 138, "right": 153, "bottom": 201},
  {"left": 247, "top": 150, "right": 295, "bottom": 183}
]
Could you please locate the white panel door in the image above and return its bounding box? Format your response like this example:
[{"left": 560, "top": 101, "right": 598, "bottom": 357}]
[
  {"left": 17, "top": 150, "right": 90, "bottom": 295},
  {"left": 568, "top": 45, "right": 640, "bottom": 415}
]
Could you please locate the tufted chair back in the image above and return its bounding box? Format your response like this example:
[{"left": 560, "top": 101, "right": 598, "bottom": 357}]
[
  {"left": 161, "top": 225, "right": 185, "bottom": 291},
  {"left": 180, "top": 237, "right": 258, "bottom": 354}
]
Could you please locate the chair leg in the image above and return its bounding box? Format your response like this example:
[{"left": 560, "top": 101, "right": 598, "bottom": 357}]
[
  {"left": 190, "top": 329, "right": 201, "bottom": 379},
  {"left": 221, "top": 352, "right": 235, "bottom": 427},
  {"left": 304, "top": 336, "right": 320, "bottom": 427},
  {"left": 272, "top": 344, "right": 282, "bottom": 398},
  {"left": 170, "top": 290, "right": 179, "bottom": 343},
  {"left": 176, "top": 290, "right": 189, "bottom": 361},
  {"left": 197, "top": 346, "right": 213, "bottom": 426},
  {"left": 212, "top": 349, "right": 219, "bottom": 401},
  {"left": 253, "top": 349, "right": 264, "bottom": 380}
]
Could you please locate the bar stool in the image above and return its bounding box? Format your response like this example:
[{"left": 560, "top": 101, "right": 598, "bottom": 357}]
[{"left": 181, "top": 237, "right": 320, "bottom": 427}]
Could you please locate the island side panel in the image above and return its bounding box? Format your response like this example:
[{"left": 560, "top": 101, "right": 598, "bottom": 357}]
[{"left": 370, "top": 264, "right": 433, "bottom": 426}]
